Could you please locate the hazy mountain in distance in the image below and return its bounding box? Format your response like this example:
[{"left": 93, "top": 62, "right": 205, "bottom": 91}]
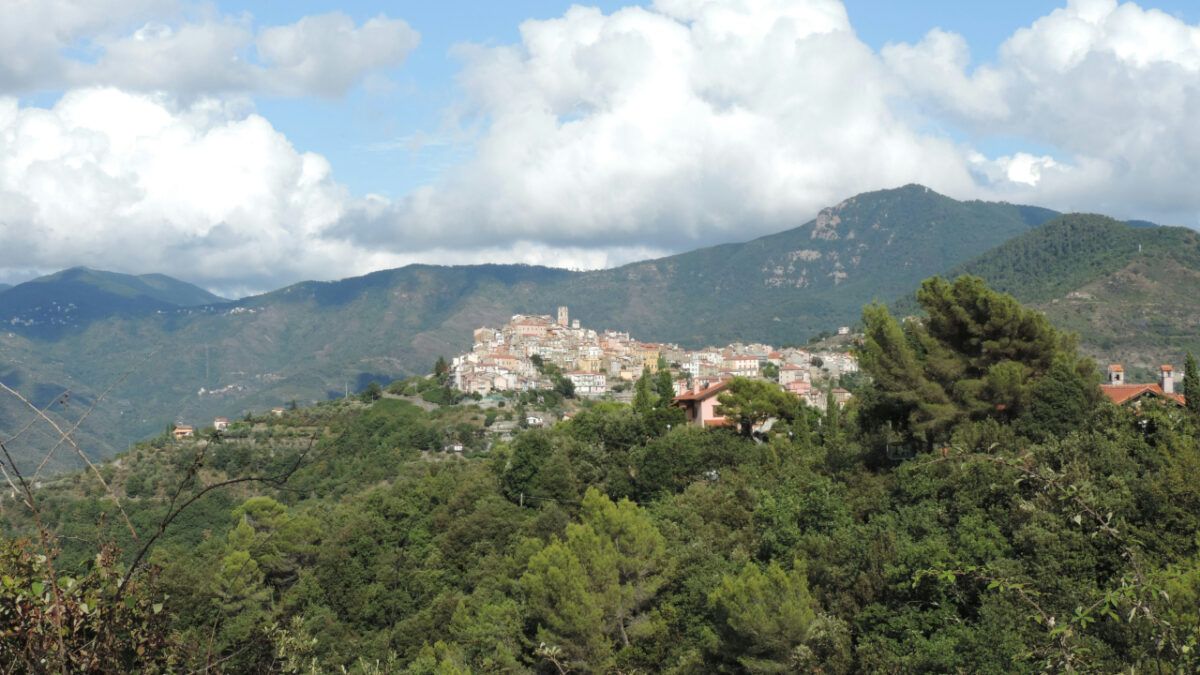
[{"left": 0, "top": 267, "right": 228, "bottom": 339}]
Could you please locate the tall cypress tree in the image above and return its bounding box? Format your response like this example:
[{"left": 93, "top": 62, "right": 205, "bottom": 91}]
[
  {"left": 824, "top": 387, "right": 841, "bottom": 445},
  {"left": 655, "top": 359, "right": 676, "bottom": 408},
  {"left": 1185, "top": 351, "right": 1200, "bottom": 414},
  {"left": 633, "top": 367, "right": 653, "bottom": 414}
]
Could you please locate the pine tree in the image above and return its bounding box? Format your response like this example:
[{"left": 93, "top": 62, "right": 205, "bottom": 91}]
[
  {"left": 715, "top": 377, "right": 804, "bottom": 437},
  {"left": 520, "top": 488, "right": 667, "bottom": 669},
  {"left": 709, "top": 560, "right": 819, "bottom": 670},
  {"left": 856, "top": 276, "right": 1088, "bottom": 450}
]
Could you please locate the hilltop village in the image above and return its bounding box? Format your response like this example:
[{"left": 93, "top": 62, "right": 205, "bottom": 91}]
[{"left": 451, "top": 306, "right": 858, "bottom": 413}]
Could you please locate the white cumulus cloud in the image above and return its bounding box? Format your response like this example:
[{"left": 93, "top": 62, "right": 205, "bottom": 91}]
[
  {"left": 883, "top": 0, "right": 1200, "bottom": 218},
  {"left": 345, "top": 0, "right": 981, "bottom": 256},
  {"left": 0, "top": 2, "right": 419, "bottom": 98},
  {"left": 0, "top": 88, "right": 374, "bottom": 293},
  {"left": 3, "top": 0, "right": 1200, "bottom": 293}
]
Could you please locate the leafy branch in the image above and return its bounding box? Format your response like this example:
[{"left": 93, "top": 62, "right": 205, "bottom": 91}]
[{"left": 914, "top": 446, "right": 1195, "bottom": 671}]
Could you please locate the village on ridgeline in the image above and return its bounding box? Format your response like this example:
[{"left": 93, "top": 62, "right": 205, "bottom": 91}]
[{"left": 450, "top": 306, "right": 857, "bottom": 420}]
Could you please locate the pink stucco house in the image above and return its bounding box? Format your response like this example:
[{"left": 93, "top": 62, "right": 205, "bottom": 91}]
[{"left": 672, "top": 380, "right": 733, "bottom": 428}]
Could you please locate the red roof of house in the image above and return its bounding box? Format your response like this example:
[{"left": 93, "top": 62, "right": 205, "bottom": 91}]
[
  {"left": 673, "top": 381, "right": 728, "bottom": 402},
  {"left": 703, "top": 418, "right": 734, "bottom": 427},
  {"left": 1101, "top": 383, "right": 1185, "bottom": 406},
  {"left": 1161, "top": 365, "right": 1174, "bottom": 372},
  {"left": 1108, "top": 365, "right": 1124, "bottom": 372}
]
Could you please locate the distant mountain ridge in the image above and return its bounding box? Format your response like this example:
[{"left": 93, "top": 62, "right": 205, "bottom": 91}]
[
  {"left": 536, "top": 184, "right": 1058, "bottom": 345},
  {"left": 929, "top": 213, "right": 1200, "bottom": 378},
  {"left": 0, "top": 267, "right": 227, "bottom": 338},
  {"left": 12, "top": 184, "right": 1191, "bottom": 472}
]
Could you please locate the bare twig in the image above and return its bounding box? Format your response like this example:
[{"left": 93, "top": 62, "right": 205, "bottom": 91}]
[
  {"left": 0, "top": 380, "right": 140, "bottom": 544},
  {"left": 0, "top": 346, "right": 160, "bottom": 543},
  {"left": 2, "top": 388, "right": 64, "bottom": 447},
  {"left": 116, "top": 434, "right": 317, "bottom": 600},
  {"left": 29, "top": 345, "right": 160, "bottom": 483}
]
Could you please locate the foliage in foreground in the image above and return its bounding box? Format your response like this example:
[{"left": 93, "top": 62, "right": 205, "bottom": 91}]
[{"left": 3, "top": 275, "right": 1200, "bottom": 673}]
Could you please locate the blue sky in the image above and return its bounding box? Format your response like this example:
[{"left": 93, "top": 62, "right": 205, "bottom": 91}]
[
  {"left": 219, "top": 0, "right": 1200, "bottom": 200},
  {"left": 3, "top": 0, "right": 1200, "bottom": 294},
  {"left": 230, "top": 0, "right": 637, "bottom": 198}
]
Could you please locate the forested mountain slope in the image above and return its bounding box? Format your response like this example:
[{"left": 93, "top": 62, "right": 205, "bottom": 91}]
[
  {"left": 4, "top": 278, "right": 1199, "bottom": 673},
  {"left": 0, "top": 186, "right": 1059, "bottom": 468},
  {"left": 928, "top": 214, "right": 1200, "bottom": 379}
]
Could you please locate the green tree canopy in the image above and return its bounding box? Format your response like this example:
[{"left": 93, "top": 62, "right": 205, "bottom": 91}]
[
  {"left": 520, "top": 488, "right": 669, "bottom": 670},
  {"left": 716, "top": 377, "right": 805, "bottom": 437},
  {"left": 709, "top": 559, "right": 832, "bottom": 673},
  {"left": 856, "top": 275, "right": 1097, "bottom": 450}
]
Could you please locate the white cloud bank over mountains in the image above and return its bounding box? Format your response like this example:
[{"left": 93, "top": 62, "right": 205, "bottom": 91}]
[{"left": 1, "top": 0, "right": 1199, "bottom": 295}]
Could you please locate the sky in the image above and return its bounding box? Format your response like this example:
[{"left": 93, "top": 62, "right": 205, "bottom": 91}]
[{"left": 3, "top": 0, "right": 1200, "bottom": 298}]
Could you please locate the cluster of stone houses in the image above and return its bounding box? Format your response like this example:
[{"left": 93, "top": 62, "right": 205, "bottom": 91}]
[
  {"left": 452, "top": 307, "right": 618, "bottom": 395},
  {"left": 450, "top": 307, "right": 858, "bottom": 422}
]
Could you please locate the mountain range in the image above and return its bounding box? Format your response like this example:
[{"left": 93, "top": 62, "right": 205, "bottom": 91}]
[
  {"left": 1, "top": 184, "right": 1196, "bottom": 472},
  {"left": 0, "top": 267, "right": 228, "bottom": 338}
]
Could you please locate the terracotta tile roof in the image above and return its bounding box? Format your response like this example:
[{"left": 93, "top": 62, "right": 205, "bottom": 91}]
[
  {"left": 1101, "top": 383, "right": 1186, "bottom": 406},
  {"left": 1108, "top": 365, "right": 1124, "bottom": 372},
  {"left": 703, "top": 418, "right": 734, "bottom": 427},
  {"left": 672, "top": 381, "right": 728, "bottom": 402}
]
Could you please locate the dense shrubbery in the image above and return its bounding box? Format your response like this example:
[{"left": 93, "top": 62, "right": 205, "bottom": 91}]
[{"left": 4, "top": 276, "right": 1200, "bottom": 672}]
